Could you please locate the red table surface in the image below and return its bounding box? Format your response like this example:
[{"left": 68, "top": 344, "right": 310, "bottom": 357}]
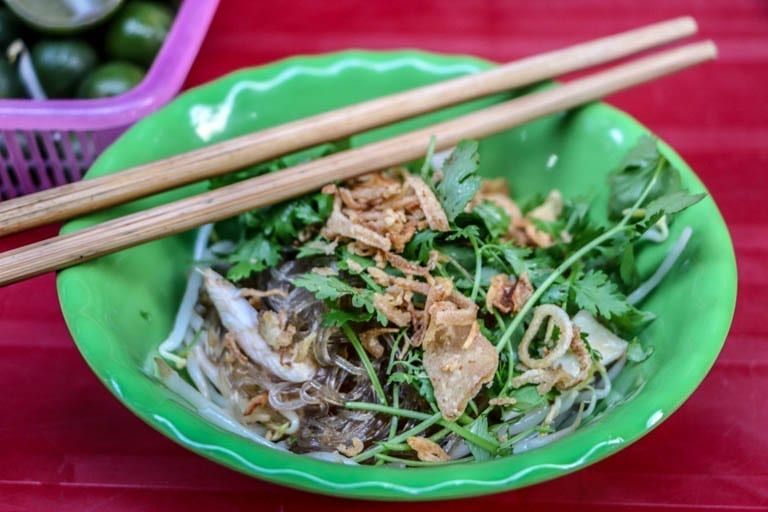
[{"left": 1, "top": 1, "right": 766, "bottom": 511}]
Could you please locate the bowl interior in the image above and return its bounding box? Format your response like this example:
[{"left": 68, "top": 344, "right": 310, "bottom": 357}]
[{"left": 57, "top": 50, "right": 736, "bottom": 500}]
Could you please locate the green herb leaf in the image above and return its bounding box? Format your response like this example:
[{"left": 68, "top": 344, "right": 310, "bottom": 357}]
[
  {"left": 323, "top": 309, "right": 373, "bottom": 327},
  {"left": 608, "top": 136, "right": 682, "bottom": 219},
  {"left": 472, "top": 201, "right": 511, "bottom": 239},
  {"left": 467, "top": 415, "right": 494, "bottom": 462},
  {"left": 509, "top": 385, "right": 547, "bottom": 411},
  {"left": 293, "top": 272, "right": 359, "bottom": 301},
  {"left": 436, "top": 140, "right": 481, "bottom": 222},
  {"left": 403, "top": 229, "right": 440, "bottom": 264},
  {"left": 571, "top": 270, "right": 630, "bottom": 320},
  {"left": 610, "top": 306, "right": 656, "bottom": 338},
  {"left": 293, "top": 272, "right": 387, "bottom": 325},
  {"left": 226, "top": 234, "right": 281, "bottom": 281},
  {"left": 643, "top": 191, "right": 706, "bottom": 219},
  {"left": 619, "top": 245, "right": 639, "bottom": 287},
  {"left": 296, "top": 237, "right": 338, "bottom": 258}
]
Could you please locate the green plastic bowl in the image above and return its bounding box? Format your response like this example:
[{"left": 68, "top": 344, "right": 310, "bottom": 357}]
[{"left": 57, "top": 51, "right": 736, "bottom": 500}]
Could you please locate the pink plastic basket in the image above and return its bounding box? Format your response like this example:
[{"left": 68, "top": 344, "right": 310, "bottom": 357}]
[{"left": 0, "top": 0, "right": 219, "bottom": 200}]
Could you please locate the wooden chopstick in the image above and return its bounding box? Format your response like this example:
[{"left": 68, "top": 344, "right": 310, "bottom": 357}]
[
  {"left": 0, "top": 17, "right": 698, "bottom": 237},
  {"left": 0, "top": 41, "right": 716, "bottom": 287}
]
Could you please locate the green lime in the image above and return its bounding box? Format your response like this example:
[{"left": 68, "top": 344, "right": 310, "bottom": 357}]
[
  {"left": 105, "top": 1, "right": 173, "bottom": 67},
  {"left": 4, "top": 0, "right": 123, "bottom": 34},
  {"left": 0, "top": 58, "right": 23, "bottom": 97},
  {"left": 0, "top": 7, "right": 24, "bottom": 50},
  {"left": 30, "top": 39, "right": 98, "bottom": 98},
  {"left": 77, "top": 61, "right": 144, "bottom": 98}
]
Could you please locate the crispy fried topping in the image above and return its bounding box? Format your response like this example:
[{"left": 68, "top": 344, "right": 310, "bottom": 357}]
[
  {"left": 487, "top": 272, "right": 535, "bottom": 314},
  {"left": 258, "top": 310, "right": 296, "bottom": 350},
  {"left": 373, "top": 288, "right": 412, "bottom": 327},
  {"left": 239, "top": 287, "right": 289, "bottom": 308},
  {"left": 518, "top": 304, "right": 573, "bottom": 369},
  {"left": 320, "top": 170, "right": 446, "bottom": 253},
  {"left": 359, "top": 327, "right": 398, "bottom": 359},
  {"left": 407, "top": 436, "right": 451, "bottom": 462},
  {"left": 512, "top": 307, "right": 594, "bottom": 394},
  {"left": 324, "top": 196, "right": 392, "bottom": 251},
  {"left": 423, "top": 319, "right": 498, "bottom": 421},
  {"left": 337, "top": 437, "right": 365, "bottom": 457},
  {"left": 243, "top": 392, "right": 268, "bottom": 416},
  {"left": 510, "top": 272, "right": 534, "bottom": 312},
  {"left": 405, "top": 175, "right": 450, "bottom": 231},
  {"left": 489, "top": 397, "right": 517, "bottom": 406}
]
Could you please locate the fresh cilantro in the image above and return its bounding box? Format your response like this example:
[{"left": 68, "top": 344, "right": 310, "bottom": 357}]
[
  {"left": 226, "top": 234, "right": 281, "bottom": 282},
  {"left": 243, "top": 192, "right": 333, "bottom": 244},
  {"left": 436, "top": 140, "right": 482, "bottom": 222},
  {"left": 419, "top": 136, "right": 437, "bottom": 181},
  {"left": 446, "top": 224, "right": 481, "bottom": 242},
  {"left": 608, "top": 136, "right": 682, "bottom": 219},
  {"left": 388, "top": 353, "right": 437, "bottom": 409},
  {"left": 571, "top": 270, "right": 630, "bottom": 320},
  {"left": 292, "top": 273, "right": 354, "bottom": 300},
  {"left": 323, "top": 309, "right": 374, "bottom": 327},
  {"left": 224, "top": 192, "right": 333, "bottom": 281},
  {"left": 472, "top": 201, "right": 511, "bottom": 239},
  {"left": 610, "top": 306, "right": 656, "bottom": 337},
  {"left": 403, "top": 229, "right": 440, "bottom": 264},
  {"left": 643, "top": 191, "right": 706, "bottom": 219},
  {"left": 619, "top": 245, "right": 639, "bottom": 288},
  {"left": 296, "top": 237, "right": 338, "bottom": 259},
  {"left": 292, "top": 272, "right": 387, "bottom": 325}
]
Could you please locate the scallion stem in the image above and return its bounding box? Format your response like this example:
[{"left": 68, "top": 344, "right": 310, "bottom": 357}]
[
  {"left": 470, "top": 234, "right": 483, "bottom": 303},
  {"left": 374, "top": 453, "right": 471, "bottom": 466},
  {"left": 342, "top": 324, "right": 388, "bottom": 405},
  {"left": 351, "top": 410, "right": 442, "bottom": 463},
  {"left": 346, "top": 402, "right": 499, "bottom": 454}
]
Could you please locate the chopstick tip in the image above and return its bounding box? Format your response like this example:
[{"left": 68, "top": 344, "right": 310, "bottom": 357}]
[
  {"left": 700, "top": 40, "right": 718, "bottom": 60},
  {"left": 677, "top": 16, "right": 698, "bottom": 36}
]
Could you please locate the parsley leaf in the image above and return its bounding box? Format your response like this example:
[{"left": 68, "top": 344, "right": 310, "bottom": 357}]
[
  {"left": 436, "top": 140, "right": 481, "bottom": 222},
  {"left": 571, "top": 270, "right": 630, "bottom": 319}
]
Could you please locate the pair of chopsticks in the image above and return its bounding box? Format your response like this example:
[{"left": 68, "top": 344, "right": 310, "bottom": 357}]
[{"left": 0, "top": 17, "right": 715, "bottom": 287}]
